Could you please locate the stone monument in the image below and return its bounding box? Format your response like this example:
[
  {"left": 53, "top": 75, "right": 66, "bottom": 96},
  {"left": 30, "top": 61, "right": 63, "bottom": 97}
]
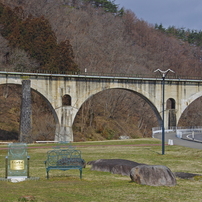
[{"left": 5, "top": 143, "right": 30, "bottom": 182}]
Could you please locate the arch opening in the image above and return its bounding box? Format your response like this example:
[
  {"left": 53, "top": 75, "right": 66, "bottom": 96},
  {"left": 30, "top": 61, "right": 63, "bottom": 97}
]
[
  {"left": 73, "top": 88, "right": 161, "bottom": 141},
  {"left": 166, "top": 98, "right": 176, "bottom": 128},
  {"left": 62, "top": 94, "right": 71, "bottom": 106},
  {"left": 0, "top": 84, "right": 58, "bottom": 141},
  {"left": 166, "top": 98, "right": 175, "bottom": 109}
]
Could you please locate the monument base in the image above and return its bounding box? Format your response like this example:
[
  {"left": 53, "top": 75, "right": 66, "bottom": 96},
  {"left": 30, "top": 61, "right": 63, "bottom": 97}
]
[
  {"left": 0, "top": 176, "right": 40, "bottom": 182},
  {"left": 7, "top": 176, "right": 27, "bottom": 183}
]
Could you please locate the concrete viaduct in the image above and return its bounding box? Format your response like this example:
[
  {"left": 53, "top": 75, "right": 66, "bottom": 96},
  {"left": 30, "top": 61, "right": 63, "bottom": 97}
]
[{"left": 0, "top": 71, "right": 202, "bottom": 141}]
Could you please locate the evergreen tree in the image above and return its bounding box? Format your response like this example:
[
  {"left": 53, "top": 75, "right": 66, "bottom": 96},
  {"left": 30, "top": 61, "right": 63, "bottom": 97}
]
[
  {"left": 47, "top": 40, "right": 78, "bottom": 72},
  {"left": 84, "top": 0, "right": 123, "bottom": 15},
  {"left": 0, "top": 3, "right": 78, "bottom": 72},
  {"left": 155, "top": 23, "right": 202, "bottom": 47}
]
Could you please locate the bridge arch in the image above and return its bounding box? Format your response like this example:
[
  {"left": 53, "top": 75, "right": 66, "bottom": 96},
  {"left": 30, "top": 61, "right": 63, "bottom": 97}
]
[
  {"left": 31, "top": 88, "right": 59, "bottom": 125},
  {"left": 8, "top": 83, "right": 59, "bottom": 126},
  {"left": 181, "top": 91, "right": 202, "bottom": 115},
  {"left": 0, "top": 83, "right": 59, "bottom": 141},
  {"left": 72, "top": 88, "right": 162, "bottom": 135},
  {"left": 178, "top": 93, "right": 202, "bottom": 126}
]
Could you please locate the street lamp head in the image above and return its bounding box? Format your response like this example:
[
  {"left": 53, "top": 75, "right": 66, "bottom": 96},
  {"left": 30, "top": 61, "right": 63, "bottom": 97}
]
[{"left": 154, "top": 69, "right": 175, "bottom": 78}]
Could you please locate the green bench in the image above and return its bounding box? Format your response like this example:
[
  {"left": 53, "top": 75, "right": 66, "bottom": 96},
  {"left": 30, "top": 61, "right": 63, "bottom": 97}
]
[{"left": 44, "top": 148, "right": 85, "bottom": 179}]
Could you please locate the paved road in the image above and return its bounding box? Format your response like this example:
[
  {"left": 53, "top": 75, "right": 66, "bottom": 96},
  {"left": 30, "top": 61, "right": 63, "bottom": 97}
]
[
  {"left": 153, "top": 132, "right": 202, "bottom": 150},
  {"left": 186, "top": 133, "right": 202, "bottom": 142}
]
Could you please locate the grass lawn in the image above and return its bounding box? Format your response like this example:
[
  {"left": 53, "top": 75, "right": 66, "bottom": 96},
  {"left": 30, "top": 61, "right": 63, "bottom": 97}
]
[{"left": 0, "top": 138, "right": 201, "bottom": 202}]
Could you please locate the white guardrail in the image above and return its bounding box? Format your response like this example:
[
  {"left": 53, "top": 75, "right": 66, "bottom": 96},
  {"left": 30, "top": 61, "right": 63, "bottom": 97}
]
[{"left": 152, "top": 126, "right": 202, "bottom": 139}]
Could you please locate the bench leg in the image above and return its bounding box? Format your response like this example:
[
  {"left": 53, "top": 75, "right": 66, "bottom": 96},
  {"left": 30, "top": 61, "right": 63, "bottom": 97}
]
[
  {"left": 80, "top": 169, "right": 82, "bottom": 179},
  {"left": 47, "top": 170, "right": 49, "bottom": 179}
]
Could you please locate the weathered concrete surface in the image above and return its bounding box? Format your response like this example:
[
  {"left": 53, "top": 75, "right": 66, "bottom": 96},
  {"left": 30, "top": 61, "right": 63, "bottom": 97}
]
[
  {"left": 2, "top": 72, "right": 202, "bottom": 141},
  {"left": 130, "top": 165, "right": 176, "bottom": 186},
  {"left": 87, "top": 159, "right": 145, "bottom": 176}
]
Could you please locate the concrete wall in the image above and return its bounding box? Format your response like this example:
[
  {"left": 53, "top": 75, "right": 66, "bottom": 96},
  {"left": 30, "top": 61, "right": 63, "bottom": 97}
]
[{"left": 1, "top": 72, "right": 202, "bottom": 141}]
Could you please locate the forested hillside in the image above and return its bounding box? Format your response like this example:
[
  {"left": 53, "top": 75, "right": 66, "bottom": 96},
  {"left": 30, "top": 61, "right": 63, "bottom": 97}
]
[
  {"left": 1, "top": 0, "right": 202, "bottom": 141},
  {"left": 2, "top": 0, "right": 202, "bottom": 76}
]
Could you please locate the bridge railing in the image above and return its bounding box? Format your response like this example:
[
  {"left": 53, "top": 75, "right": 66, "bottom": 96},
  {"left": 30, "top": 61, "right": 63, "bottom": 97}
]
[
  {"left": 0, "top": 69, "right": 160, "bottom": 78},
  {"left": 1, "top": 69, "right": 202, "bottom": 81}
]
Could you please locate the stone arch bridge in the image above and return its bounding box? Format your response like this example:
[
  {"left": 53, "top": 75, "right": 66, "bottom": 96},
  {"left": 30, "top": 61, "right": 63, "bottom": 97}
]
[{"left": 1, "top": 71, "right": 202, "bottom": 141}]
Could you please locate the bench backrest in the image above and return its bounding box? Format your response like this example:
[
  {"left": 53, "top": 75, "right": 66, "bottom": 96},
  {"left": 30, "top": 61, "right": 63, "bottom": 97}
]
[{"left": 46, "top": 149, "right": 83, "bottom": 167}]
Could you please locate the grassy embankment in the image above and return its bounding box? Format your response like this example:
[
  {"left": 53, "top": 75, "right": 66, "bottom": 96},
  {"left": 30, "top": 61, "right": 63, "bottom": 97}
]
[{"left": 0, "top": 138, "right": 201, "bottom": 202}]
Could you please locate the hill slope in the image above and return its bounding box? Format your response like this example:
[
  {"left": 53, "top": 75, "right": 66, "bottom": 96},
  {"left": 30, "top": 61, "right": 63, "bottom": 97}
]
[{"left": 1, "top": 0, "right": 202, "bottom": 141}]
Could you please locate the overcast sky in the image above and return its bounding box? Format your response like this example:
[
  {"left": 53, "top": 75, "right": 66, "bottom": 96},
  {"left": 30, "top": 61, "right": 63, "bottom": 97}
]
[{"left": 115, "top": 0, "right": 202, "bottom": 31}]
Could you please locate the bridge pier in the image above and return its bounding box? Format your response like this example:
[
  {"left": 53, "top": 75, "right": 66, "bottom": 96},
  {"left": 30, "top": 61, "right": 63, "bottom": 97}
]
[
  {"left": 19, "top": 80, "right": 32, "bottom": 143},
  {"left": 55, "top": 106, "right": 74, "bottom": 142},
  {"left": 164, "top": 109, "right": 177, "bottom": 129},
  {"left": 168, "top": 109, "right": 177, "bottom": 128}
]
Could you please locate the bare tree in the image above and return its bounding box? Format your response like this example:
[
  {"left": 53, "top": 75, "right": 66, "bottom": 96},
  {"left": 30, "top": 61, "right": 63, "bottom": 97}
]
[{"left": 2, "top": 0, "right": 202, "bottom": 141}]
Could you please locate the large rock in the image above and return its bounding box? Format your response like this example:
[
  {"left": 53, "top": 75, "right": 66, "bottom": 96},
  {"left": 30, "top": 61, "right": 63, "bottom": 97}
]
[
  {"left": 130, "top": 165, "right": 176, "bottom": 186},
  {"left": 87, "top": 159, "right": 145, "bottom": 176},
  {"left": 174, "top": 172, "right": 201, "bottom": 179}
]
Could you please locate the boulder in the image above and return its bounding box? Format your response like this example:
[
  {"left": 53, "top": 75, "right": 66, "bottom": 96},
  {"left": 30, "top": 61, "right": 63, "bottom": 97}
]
[
  {"left": 174, "top": 172, "right": 201, "bottom": 179},
  {"left": 130, "top": 165, "right": 176, "bottom": 186},
  {"left": 87, "top": 159, "right": 145, "bottom": 176}
]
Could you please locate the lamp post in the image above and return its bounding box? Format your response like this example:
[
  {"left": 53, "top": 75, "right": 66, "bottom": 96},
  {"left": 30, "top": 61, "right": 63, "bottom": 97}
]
[{"left": 154, "top": 69, "right": 175, "bottom": 155}]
